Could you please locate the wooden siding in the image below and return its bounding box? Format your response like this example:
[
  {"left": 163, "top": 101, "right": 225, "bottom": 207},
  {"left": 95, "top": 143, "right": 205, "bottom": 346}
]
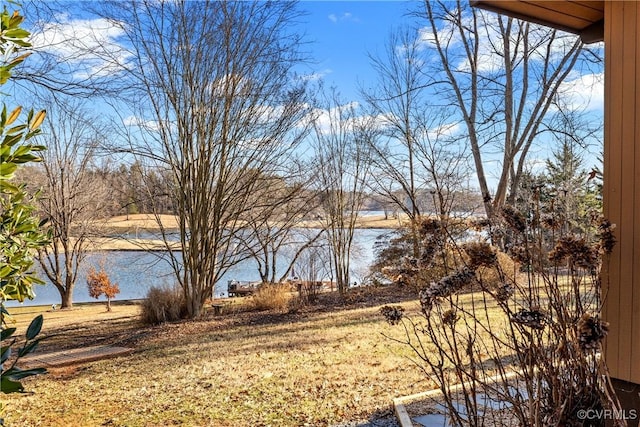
[
  {"left": 472, "top": 1, "right": 603, "bottom": 39},
  {"left": 471, "top": 0, "right": 638, "bottom": 384},
  {"left": 603, "top": 1, "right": 640, "bottom": 384}
]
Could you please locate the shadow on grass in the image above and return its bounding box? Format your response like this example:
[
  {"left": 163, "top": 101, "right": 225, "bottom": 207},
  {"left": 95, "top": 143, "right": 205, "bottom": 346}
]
[
  {"left": 31, "top": 286, "right": 418, "bottom": 359},
  {"left": 135, "top": 307, "right": 393, "bottom": 357}
]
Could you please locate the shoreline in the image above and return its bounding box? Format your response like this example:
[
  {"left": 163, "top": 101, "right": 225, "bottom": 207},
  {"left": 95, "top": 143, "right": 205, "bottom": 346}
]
[
  {"left": 85, "top": 237, "right": 179, "bottom": 252},
  {"left": 6, "top": 298, "right": 144, "bottom": 312},
  {"left": 85, "top": 213, "right": 405, "bottom": 251},
  {"left": 102, "top": 213, "right": 405, "bottom": 230}
]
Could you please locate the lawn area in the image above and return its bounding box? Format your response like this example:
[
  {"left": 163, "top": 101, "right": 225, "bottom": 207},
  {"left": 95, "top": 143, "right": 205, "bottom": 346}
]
[{"left": 3, "top": 287, "right": 429, "bottom": 426}]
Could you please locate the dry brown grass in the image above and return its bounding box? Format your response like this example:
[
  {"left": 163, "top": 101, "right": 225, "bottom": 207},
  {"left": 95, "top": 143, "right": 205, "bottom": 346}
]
[
  {"left": 82, "top": 214, "right": 404, "bottom": 251},
  {"left": 102, "top": 214, "right": 180, "bottom": 231},
  {"left": 247, "top": 283, "right": 291, "bottom": 312},
  {"left": 101, "top": 213, "right": 404, "bottom": 233},
  {"left": 140, "top": 287, "right": 186, "bottom": 325},
  {"left": 4, "top": 287, "right": 427, "bottom": 427}
]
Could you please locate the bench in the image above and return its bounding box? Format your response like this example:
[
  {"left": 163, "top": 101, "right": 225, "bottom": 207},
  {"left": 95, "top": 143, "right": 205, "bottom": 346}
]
[{"left": 211, "top": 304, "right": 224, "bottom": 316}]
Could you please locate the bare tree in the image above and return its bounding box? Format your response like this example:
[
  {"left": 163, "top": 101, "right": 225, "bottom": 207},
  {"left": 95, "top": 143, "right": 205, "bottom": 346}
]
[
  {"left": 421, "top": 0, "right": 588, "bottom": 218},
  {"left": 10, "top": 0, "right": 129, "bottom": 98},
  {"left": 101, "top": 1, "right": 308, "bottom": 318},
  {"left": 364, "top": 30, "right": 424, "bottom": 225},
  {"left": 294, "top": 242, "right": 332, "bottom": 303},
  {"left": 239, "top": 168, "right": 324, "bottom": 285},
  {"left": 311, "top": 87, "right": 373, "bottom": 293},
  {"left": 33, "top": 97, "right": 109, "bottom": 308},
  {"left": 363, "top": 29, "right": 470, "bottom": 256}
]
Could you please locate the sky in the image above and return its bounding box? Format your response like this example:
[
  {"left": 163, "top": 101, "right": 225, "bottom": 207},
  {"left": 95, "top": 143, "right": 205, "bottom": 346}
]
[
  {"left": 298, "top": 1, "right": 604, "bottom": 181},
  {"left": 299, "top": 0, "right": 604, "bottom": 186},
  {"left": 17, "top": 0, "right": 605, "bottom": 191},
  {"left": 296, "top": 1, "right": 603, "bottom": 110},
  {"left": 294, "top": 1, "right": 417, "bottom": 100},
  {"left": 22, "top": 1, "right": 419, "bottom": 101}
]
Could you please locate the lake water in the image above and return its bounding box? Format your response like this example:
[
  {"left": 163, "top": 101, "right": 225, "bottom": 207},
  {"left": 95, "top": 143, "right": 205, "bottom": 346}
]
[{"left": 6, "top": 228, "right": 393, "bottom": 307}]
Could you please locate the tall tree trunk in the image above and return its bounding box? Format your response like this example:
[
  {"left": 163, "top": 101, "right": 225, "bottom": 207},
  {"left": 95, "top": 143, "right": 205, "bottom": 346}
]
[
  {"left": 423, "top": 1, "right": 584, "bottom": 218},
  {"left": 60, "top": 290, "right": 73, "bottom": 309}
]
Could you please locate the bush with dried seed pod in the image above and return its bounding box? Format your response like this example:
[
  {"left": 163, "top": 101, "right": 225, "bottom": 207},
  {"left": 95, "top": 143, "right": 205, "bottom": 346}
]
[
  {"left": 511, "top": 309, "right": 546, "bottom": 330},
  {"left": 549, "top": 236, "right": 598, "bottom": 271},
  {"left": 494, "top": 282, "right": 515, "bottom": 303},
  {"left": 501, "top": 205, "right": 527, "bottom": 233},
  {"left": 541, "top": 214, "right": 561, "bottom": 230},
  {"left": 441, "top": 309, "right": 459, "bottom": 327},
  {"left": 380, "top": 305, "right": 405, "bottom": 325},
  {"left": 379, "top": 198, "right": 622, "bottom": 425},
  {"left": 463, "top": 242, "right": 497, "bottom": 269},
  {"left": 420, "top": 267, "right": 475, "bottom": 300},
  {"left": 598, "top": 219, "right": 616, "bottom": 255},
  {"left": 577, "top": 314, "right": 609, "bottom": 350}
]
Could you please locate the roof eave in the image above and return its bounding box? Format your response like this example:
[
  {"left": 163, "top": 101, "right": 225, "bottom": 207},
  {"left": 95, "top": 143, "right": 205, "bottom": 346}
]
[{"left": 470, "top": 1, "right": 603, "bottom": 44}]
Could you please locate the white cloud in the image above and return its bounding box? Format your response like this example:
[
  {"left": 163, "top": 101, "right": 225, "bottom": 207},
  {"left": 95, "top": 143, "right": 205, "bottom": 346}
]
[
  {"left": 299, "top": 69, "right": 333, "bottom": 82},
  {"left": 417, "top": 22, "right": 458, "bottom": 50},
  {"left": 208, "top": 73, "right": 254, "bottom": 98},
  {"left": 417, "top": 9, "right": 583, "bottom": 74},
  {"left": 123, "top": 115, "right": 161, "bottom": 132},
  {"left": 555, "top": 72, "right": 604, "bottom": 112},
  {"left": 427, "top": 122, "right": 461, "bottom": 140},
  {"left": 305, "top": 101, "right": 364, "bottom": 135},
  {"left": 252, "top": 104, "right": 286, "bottom": 125},
  {"left": 327, "top": 12, "right": 359, "bottom": 24},
  {"left": 30, "top": 14, "right": 130, "bottom": 79},
  {"left": 417, "top": 13, "right": 503, "bottom": 73}
]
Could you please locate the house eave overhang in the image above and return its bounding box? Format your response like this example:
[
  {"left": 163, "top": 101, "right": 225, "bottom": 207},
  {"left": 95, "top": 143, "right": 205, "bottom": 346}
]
[{"left": 471, "top": 1, "right": 604, "bottom": 43}]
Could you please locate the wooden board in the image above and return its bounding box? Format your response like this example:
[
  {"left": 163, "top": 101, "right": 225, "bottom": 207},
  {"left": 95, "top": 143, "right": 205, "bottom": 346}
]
[
  {"left": 20, "top": 345, "right": 134, "bottom": 368},
  {"left": 472, "top": 0, "right": 604, "bottom": 34},
  {"left": 603, "top": 0, "right": 640, "bottom": 384}
]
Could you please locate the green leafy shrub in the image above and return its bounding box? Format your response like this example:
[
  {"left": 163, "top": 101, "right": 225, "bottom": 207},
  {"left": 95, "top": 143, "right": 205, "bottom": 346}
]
[
  {"left": 0, "top": 4, "right": 49, "bottom": 408},
  {"left": 0, "top": 5, "right": 48, "bottom": 305},
  {"left": 140, "top": 286, "right": 186, "bottom": 325},
  {"left": 1, "top": 314, "right": 46, "bottom": 393}
]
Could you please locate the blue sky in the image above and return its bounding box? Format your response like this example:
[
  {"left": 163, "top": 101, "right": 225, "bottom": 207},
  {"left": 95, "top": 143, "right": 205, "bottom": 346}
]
[
  {"left": 22, "top": 0, "right": 604, "bottom": 119},
  {"left": 20, "top": 0, "right": 604, "bottom": 190},
  {"left": 22, "top": 1, "right": 419, "bottom": 111},
  {"left": 296, "top": 1, "right": 604, "bottom": 178},
  {"left": 296, "top": 1, "right": 416, "bottom": 100}
]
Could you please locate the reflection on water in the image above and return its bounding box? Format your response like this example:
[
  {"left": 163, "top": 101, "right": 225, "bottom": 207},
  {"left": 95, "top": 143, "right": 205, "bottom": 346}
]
[{"left": 7, "top": 228, "right": 388, "bottom": 307}]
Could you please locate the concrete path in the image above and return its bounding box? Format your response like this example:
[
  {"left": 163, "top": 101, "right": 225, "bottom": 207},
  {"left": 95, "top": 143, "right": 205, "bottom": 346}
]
[{"left": 393, "top": 372, "right": 520, "bottom": 426}]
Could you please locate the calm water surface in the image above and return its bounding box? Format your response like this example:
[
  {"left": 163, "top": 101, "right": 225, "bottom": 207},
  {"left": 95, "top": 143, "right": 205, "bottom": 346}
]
[{"left": 7, "top": 228, "right": 391, "bottom": 307}]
